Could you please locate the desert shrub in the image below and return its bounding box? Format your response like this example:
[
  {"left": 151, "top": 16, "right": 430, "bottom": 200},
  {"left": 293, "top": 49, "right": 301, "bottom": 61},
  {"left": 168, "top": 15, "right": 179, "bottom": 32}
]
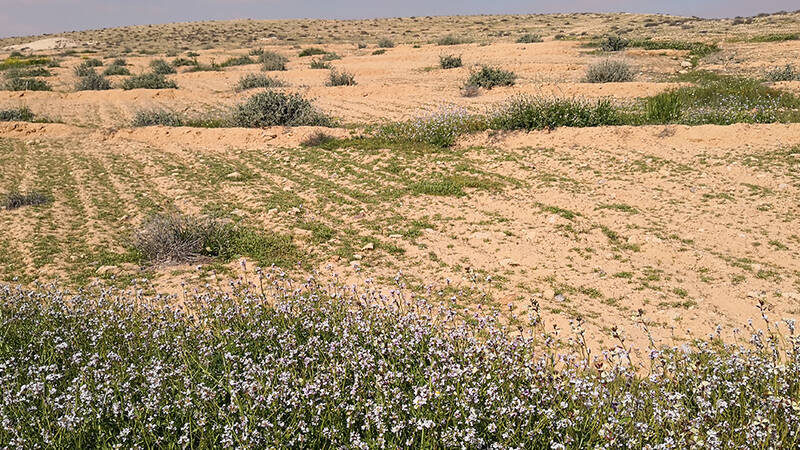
[
  {"left": 186, "top": 51, "right": 200, "bottom": 57},
  {"left": 586, "top": 60, "right": 635, "bottom": 83},
  {"left": 232, "top": 91, "right": 332, "bottom": 127},
  {"left": 220, "top": 55, "right": 254, "bottom": 67},
  {"left": 75, "top": 72, "right": 112, "bottom": 91},
  {"left": 3, "top": 283, "right": 797, "bottom": 448},
  {"left": 121, "top": 73, "right": 177, "bottom": 90},
  {"left": 765, "top": 64, "right": 799, "bottom": 82},
  {"left": 102, "top": 64, "right": 130, "bottom": 76},
  {"left": 372, "top": 49, "right": 387, "bottom": 55},
  {"left": 249, "top": 48, "right": 264, "bottom": 56},
  {"left": 235, "top": 73, "right": 286, "bottom": 91},
  {"left": 132, "top": 212, "right": 299, "bottom": 265},
  {"left": 171, "top": 57, "right": 198, "bottom": 67},
  {"left": 4, "top": 67, "right": 51, "bottom": 78},
  {"left": 2, "top": 190, "right": 50, "bottom": 210},
  {"left": 83, "top": 58, "right": 103, "bottom": 67},
  {"left": 298, "top": 47, "right": 326, "bottom": 57},
  {"left": 150, "top": 59, "right": 176, "bottom": 74},
  {"left": 461, "top": 84, "right": 480, "bottom": 97},
  {"left": 0, "top": 107, "right": 34, "bottom": 122},
  {"left": 516, "top": 33, "right": 543, "bottom": 43},
  {"left": 326, "top": 69, "right": 356, "bottom": 86},
  {"left": 357, "top": 42, "right": 367, "bottom": 49},
  {"left": 646, "top": 91, "right": 682, "bottom": 123},
  {"left": 466, "top": 66, "right": 516, "bottom": 89},
  {"left": 321, "top": 52, "right": 341, "bottom": 61},
  {"left": 132, "top": 110, "right": 183, "bottom": 127},
  {"left": 439, "top": 54, "right": 462, "bottom": 69},
  {"left": 490, "top": 95, "right": 621, "bottom": 130},
  {"left": 627, "top": 39, "right": 720, "bottom": 63},
  {"left": 259, "top": 51, "right": 288, "bottom": 71},
  {"left": 437, "top": 34, "right": 470, "bottom": 45},
  {"left": 379, "top": 107, "right": 476, "bottom": 148},
  {"left": 377, "top": 37, "right": 395, "bottom": 48},
  {"left": 8, "top": 51, "right": 23, "bottom": 58},
  {"left": 185, "top": 62, "right": 222, "bottom": 72},
  {"left": 110, "top": 58, "right": 127, "bottom": 66},
  {"left": 300, "top": 130, "right": 335, "bottom": 147},
  {"left": 601, "top": 35, "right": 629, "bottom": 51},
  {"left": 310, "top": 59, "right": 331, "bottom": 69},
  {"left": 74, "top": 62, "right": 96, "bottom": 77},
  {"left": 3, "top": 78, "right": 51, "bottom": 91}
]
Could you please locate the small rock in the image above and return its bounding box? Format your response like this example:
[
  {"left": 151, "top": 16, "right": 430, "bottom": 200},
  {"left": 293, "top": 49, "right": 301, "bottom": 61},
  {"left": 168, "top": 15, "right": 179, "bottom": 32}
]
[
  {"left": 361, "top": 242, "right": 374, "bottom": 251},
  {"left": 226, "top": 171, "right": 242, "bottom": 179},
  {"left": 678, "top": 69, "right": 689, "bottom": 74},
  {"left": 389, "top": 234, "right": 403, "bottom": 239},
  {"left": 267, "top": 208, "right": 278, "bottom": 215},
  {"left": 352, "top": 254, "right": 363, "bottom": 260},
  {"left": 290, "top": 207, "right": 301, "bottom": 214},
  {"left": 500, "top": 258, "right": 519, "bottom": 267},
  {"left": 680, "top": 60, "right": 692, "bottom": 68},
  {"left": 554, "top": 293, "right": 566, "bottom": 302}
]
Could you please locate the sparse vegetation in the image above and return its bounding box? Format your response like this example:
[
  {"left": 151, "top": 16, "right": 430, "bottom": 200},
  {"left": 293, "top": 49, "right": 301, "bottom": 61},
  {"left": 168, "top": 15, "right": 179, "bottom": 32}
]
[
  {"left": 75, "top": 72, "right": 112, "bottom": 91},
  {"left": 232, "top": 91, "right": 332, "bottom": 127},
  {"left": 516, "top": 33, "right": 543, "bottom": 43},
  {"left": 600, "top": 35, "right": 629, "bottom": 52},
  {"left": 646, "top": 91, "right": 682, "bottom": 123},
  {"left": 372, "top": 49, "right": 387, "bottom": 55},
  {"left": 310, "top": 58, "right": 330, "bottom": 69},
  {"left": 765, "top": 64, "right": 799, "bottom": 82},
  {"left": 120, "top": 73, "right": 177, "bottom": 90},
  {"left": 377, "top": 37, "right": 395, "bottom": 48},
  {"left": 220, "top": 55, "right": 254, "bottom": 67},
  {"left": 132, "top": 109, "right": 184, "bottom": 127},
  {"left": 2, "top": 77, "right": 51, "bottom": 91},
  {"left": 298, "top": 47, "right": 327, "bottom": 57},
  {"left": 149, "top": 58, "right": 176, "bottom": 75},
  {"left": 490, "top": 95, "right": 620, "bottom": 130},
  {"left": 102, "top": 64, "right": 130, "bottom": 76},
  {"left": 326, "top": 69, "right": 357, "bottom": 86},
  {"left": 586, "top": 60, "right": 635, "bottom": 83},
  {"left": 465, "top": 66, "right": 516, "bottom": 89},
  {"left": 0, "top": 106, "right": 35, "bottom": 122},
  {"left": 300, "top": 130, "right": 336, "bottom": 147},
  {"left": 234, "top": 73, "right": 286, "bottom": 91},
  {"left": 437, "top": 34, "right": 470, "bottom": 46}
]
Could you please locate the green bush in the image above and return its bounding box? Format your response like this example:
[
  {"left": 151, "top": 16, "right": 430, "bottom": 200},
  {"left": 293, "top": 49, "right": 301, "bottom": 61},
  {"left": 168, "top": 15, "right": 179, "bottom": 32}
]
[
  {"left": 765, "top": 64, "right": 799, "bottom": 82},
  {"left": 516, "top": 33, "right": 543, "bottom": 43},
  {"left": 150, "top": 59, "right": 176, "bottom": 74},
  {"left": 646, "top": 91, "right": 682, "bottom": 123},
  {"left": 439, "top": 54, "right": 462, "bottom": 69},
  {"left": 220, "top": 55, "right": 255, "bottom": 67},
  {"left": 0, "top": 107, "right": 34, "bottom": 122},
  {"left": 466, "top": 66, "right": 516, "bottom": 89},
  {"left": 586, "top": 60, "right": 635, "bottom": 83},
  {"left": 601, "top": 35, "right": 629, "bottom": 52},
  {"left": 102, "top": 64, "right": 131, "bottom": 76},
  {"left": 132, "top": 110, "right": 184, "bottom": 127},
  {"left": 75, "top": 72, "right": 112, "bottom": 91},
  {"left": 490, "top": 95, "right": 621, "bottom": 130},
  {"left": 326, "top": 69, "right": 357, "bottom": 86},
  {"left": 3, "top": 78, "right": 51, "bottom": 91},
  {"left": 259, "top": 51, "right": 288, "bottom": 71},
  {"left": 120, "top": 73, "right": 177, "bottom": 90},
  {"left": 234, "top": 74, "right": 286, "bottom": 91},
  {"left": 377, "top": 37, "right": 395, "bottom": 48},
  {"left": 232, "top": 91, "right": 332, "bottom": 127},
  {"left": 298, "top": 47, "right": 327, "bottom": 57},
  {"left": 437, "top": 34, "right": 470, "bottom": 45}
]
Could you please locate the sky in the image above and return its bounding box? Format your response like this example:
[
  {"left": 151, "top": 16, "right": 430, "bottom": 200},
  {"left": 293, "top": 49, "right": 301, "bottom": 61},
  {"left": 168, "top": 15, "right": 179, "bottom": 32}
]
[{"left": 2, "top": 0, "right": 799, "bottom": 38}]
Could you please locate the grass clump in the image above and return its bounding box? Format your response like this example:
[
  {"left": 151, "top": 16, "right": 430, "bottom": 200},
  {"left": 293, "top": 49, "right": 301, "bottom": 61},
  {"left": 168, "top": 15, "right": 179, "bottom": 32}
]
[
  {"left": 220, "top": 55, "right": 255, "bottom": 67},
  {"left": 232, "top": 91, "right": 332, "bottom": 127},
  {"left": 586, "top": 60, "right": 635, "bottom": 83},
  {"left": 326, "top": 69, "right": 357, "bottom": 86},
  {"left": 379, "top": 107, "right": 475, "bottom": 148},
  {"left": 4, "top": 67, "right": 51, "bottom": 78},
  {"left": 259, "top": 51, "right": 288, "bottom": 71},
  {"left": 0, "top": 107, "right": 34, "bottom": 122},
  {"left": 75, "top": 72, "right": 112, "bottom": 91},
  {"left": 120, "top": 73, "right": 177, "bottom": 90},
  {"left": 132, "top": 110, "right": 183, "bottom": 127},
  {"left": 132, "top": 212, "right": 300, "bottom": 266},
  {"left": 600, "top": 35, "right": 629, "bottom": 52},
  {"left": 465, "top": 66, "right": 516, "bottom": 89},
  {"left": 102, "top": 64, "right": 130, "bottom": 76},
  {"left": 2, "top": 190, "right": 50, "bottom": 210},
  {"left": 73, "top": 62, "right": 97, "bottom": 77},
  {"left": 2, "top": 78, "right": 51, "bottom": 91},
  {"left": 377, "top": 37, "right": 395, "bottom": 48},
  {"left": 490, "top": 95, "right": 620, "bottom": 130},
  {"left": 765, "top": 65, "right": 799, "bottom": 82},
  {"left": 516, "top": 33, "right": 543, "bottom": 43},
  {"left": 439, "top": 54, "right": 462, "bottom": 69},
  {"left": 234, "top": 73, "right": 286, "bottom": 91},
  {"left": 83, "top": 58, "right": 103, "bottom": 67},
  {"left": 298, "top": 47, "right": 327, "bottom": 57},
  {"left": 437, "top": 34, "right": 470, "bottom": 46},
  {"left": 645, "top": 91, "right": 682, "bottom": 123},
  {"left": 310, "top": 59, "right": 331, "bottom": 69},
  {"left": 171, "top": 57, "right": 198, "bottom": 67},
  {"left": 149, "top": 58, "right": 176, "bottom": 74},
  {"left": 410, "top": 174, "right": 496, "bottom": 196}
]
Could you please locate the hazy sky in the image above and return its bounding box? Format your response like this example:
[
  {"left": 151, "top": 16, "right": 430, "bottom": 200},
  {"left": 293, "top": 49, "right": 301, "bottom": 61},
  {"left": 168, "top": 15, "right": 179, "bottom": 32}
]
[{"left": 2, "top": 0, "right": 799, "bottom": 38}]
